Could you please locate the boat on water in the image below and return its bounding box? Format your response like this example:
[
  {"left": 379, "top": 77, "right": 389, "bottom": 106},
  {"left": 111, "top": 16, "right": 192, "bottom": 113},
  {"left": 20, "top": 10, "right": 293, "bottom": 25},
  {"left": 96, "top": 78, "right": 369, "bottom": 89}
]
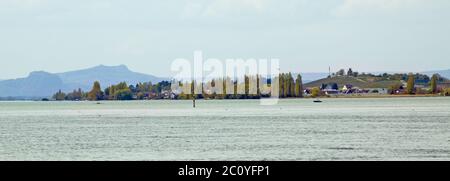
[{"left": 313, "top": 99, "right": 322, "bottom": 103}]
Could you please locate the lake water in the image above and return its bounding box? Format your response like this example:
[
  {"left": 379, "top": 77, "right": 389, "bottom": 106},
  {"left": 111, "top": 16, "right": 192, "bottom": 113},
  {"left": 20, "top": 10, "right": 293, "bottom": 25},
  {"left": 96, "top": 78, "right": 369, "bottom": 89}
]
[{"left": 0, "top": 97, "right": 449, "bottom": 161}]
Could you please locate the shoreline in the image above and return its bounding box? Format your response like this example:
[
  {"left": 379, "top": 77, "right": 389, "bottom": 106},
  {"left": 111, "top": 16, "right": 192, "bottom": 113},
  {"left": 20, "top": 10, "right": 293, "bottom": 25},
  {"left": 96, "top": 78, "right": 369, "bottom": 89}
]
[
  {"left": 305, "top": 94, "right": 444, "bottom": 99},
  {"left": 0, "top": 94, "right": 448, "bottom": 102}
]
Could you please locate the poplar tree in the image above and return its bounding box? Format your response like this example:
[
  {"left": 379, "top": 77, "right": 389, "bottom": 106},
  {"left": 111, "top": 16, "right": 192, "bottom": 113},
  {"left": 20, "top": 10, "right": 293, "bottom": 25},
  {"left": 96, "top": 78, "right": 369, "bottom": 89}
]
[
  {"left": 88, "top": 81, "right": 103, "bottom": 101},
  {"left": 290, "top": 74, "right": 295, "bottom": 97},
  {"left": 283, "top": 74, "right": 289, "bottom": 97},
  {"left": 279, "top": 74, "right": 285, "bottom": 98},
  {"left": 223, "top": 77, "right": 227, "bottom": 99},
  {"left": 406, "top": 73, "right": 415, "bottom": 95},
  {"left": 295, "top": 74, "right": 303, "bottom": 98},
  {"left": 430, "top": 74, "right": 438, "bottom": 94},
  {"left": 234, "top": 80, "right": 238, "bottom": 99},
  {"left": 256, "top": 75, "right": 261, "bottom": 98},
  {"left": 244, "top": 75, "right": 250, "bottom": 98}
]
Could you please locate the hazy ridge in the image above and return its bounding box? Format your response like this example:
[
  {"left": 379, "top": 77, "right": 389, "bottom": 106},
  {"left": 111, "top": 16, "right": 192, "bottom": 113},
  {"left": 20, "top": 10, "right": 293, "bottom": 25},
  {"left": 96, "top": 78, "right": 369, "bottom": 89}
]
[{"left": 0, "top": 65, "right": 165, "bottom": 97}]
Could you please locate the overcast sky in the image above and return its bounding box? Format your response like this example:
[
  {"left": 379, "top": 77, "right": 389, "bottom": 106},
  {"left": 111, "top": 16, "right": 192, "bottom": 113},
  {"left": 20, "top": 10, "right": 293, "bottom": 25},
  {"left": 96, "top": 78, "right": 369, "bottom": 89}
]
[{"left": 1, "top": 0, "right": 450, "bottom": 79}]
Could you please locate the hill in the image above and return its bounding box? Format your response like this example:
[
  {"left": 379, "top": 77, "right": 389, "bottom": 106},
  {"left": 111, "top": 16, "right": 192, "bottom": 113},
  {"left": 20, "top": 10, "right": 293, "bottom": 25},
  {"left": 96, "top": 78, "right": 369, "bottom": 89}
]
[
  {"left": 304, "top": 75, "right": 402, "bottom": 89},
  {"left": 0, "top": 71, "right": 65, "bottom": 97},
  {"left": 0, "top": 65, "right": 166, "bottom": 98},
  {"left": 56, "top": 65, "right": 165, "bottom": 92}
]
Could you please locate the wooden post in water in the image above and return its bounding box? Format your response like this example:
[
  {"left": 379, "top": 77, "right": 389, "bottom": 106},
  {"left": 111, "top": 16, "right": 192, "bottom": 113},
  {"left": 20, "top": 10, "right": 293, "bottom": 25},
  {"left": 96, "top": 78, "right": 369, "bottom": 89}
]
[{"left": 191, "top": 80, "right": 196, "bottom": 108}]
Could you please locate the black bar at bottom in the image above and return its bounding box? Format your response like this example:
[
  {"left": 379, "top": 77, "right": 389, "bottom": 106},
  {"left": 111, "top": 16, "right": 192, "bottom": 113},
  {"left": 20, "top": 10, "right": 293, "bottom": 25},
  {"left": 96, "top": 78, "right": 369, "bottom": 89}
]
[{"left": 0, "top": 161, "right": 448, "bottom": 179}]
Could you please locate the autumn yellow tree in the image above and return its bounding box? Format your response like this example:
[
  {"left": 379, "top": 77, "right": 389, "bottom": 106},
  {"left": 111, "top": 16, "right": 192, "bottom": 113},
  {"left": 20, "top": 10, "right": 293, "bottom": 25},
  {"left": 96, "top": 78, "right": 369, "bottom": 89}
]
[
  {"left": 430, "top": 74, "right": 438, "bottom": 94},
  {"left": 311, "top": 87, "right": 320, "bottom": 98},
  {"left": 295, "top": 74, "right": 303, "bottom": 98},
  {"left": 88, "top": 81, "right": 104, "bottom": 101},
  {"left": 406, "top": 73, "right": 415, "bottom": 95}
]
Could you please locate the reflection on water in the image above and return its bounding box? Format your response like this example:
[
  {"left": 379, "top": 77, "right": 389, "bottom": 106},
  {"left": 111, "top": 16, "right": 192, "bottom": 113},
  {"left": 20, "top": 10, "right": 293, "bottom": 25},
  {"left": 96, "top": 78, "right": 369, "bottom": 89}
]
[{"left": 0, "top": 97, "right": 449, "bottom": 160}]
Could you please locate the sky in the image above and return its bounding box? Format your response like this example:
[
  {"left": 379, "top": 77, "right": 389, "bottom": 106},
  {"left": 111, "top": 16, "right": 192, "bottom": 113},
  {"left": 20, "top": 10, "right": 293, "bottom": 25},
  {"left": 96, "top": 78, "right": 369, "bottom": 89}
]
[{"left": 1, "top": 0, "right": 450, "bottom": 79}]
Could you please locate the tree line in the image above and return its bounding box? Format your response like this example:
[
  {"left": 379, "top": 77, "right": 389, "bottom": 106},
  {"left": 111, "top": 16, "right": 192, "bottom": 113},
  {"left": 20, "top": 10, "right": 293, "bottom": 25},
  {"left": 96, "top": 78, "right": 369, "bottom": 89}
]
[
  {"left": 52, "top": 73, "right": 304, "bottom": 101},
  {"left": 176, "top": 73, "right": 304, "bottom": 100},
  {"left": 53, "top": 81, "right": 172, "bottom": 101},
  {"left": 404, "top": 73, "right": 449, "bottom": 95},
  {"left": 332, "top": 68, "right": 443, "bottom": 84},
  {"left": 331, "top": 68, "right": 449, "bottom": 95},
  {"left": 51, "top": 71, "right": 450, "bottom": 101}
]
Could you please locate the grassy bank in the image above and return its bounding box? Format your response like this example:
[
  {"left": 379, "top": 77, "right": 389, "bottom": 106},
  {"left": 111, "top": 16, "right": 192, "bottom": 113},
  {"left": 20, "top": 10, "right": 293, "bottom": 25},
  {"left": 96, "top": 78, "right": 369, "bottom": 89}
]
[{"left": 307, "top": 94, "right": 444, "bottom": 99}]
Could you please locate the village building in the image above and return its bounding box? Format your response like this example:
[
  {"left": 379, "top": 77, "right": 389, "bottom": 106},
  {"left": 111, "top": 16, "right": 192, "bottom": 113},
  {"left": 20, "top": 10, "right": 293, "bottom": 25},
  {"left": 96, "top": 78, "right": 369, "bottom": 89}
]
[
  {"left": 366, "top": 88, "right": 389, "bottom": 94},
  {"left": 320, "top": 83, "right": 339, "bottom": 95},
  {"left": 438, "top": 82, "right": 450, "bottom": 90}
]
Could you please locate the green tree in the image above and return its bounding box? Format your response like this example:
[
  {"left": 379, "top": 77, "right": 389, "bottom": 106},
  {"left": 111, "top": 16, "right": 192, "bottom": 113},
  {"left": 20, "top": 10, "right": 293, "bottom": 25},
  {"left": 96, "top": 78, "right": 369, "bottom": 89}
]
[
  {"left": 285, "top": 74, "right": 290, "bottom": 97},
  {"left": 116, "top": 82, "right": 128, "bottom": 90},
  {"left": 107, "top": 85, "right": 115, "bottom": 100},
  {"left": 114, "top": 89, "right": 133, "bottom": 100},
  {"left": 88, "top": 81, "right": 104, "bottom": 101},
  {"left": 430, "top": 74, "right": 438, "bottom": 94},
  {"left": 295, "top": 74, "right": 303, "bottom": 97},
  {"left": 65, "top": 88, "right": 83, "bottom": 101},
  {"left": 347, "top": 68, "right": 353, "bottom": 76},
  {"left": 233, "top": 80, "right": 238, "bottom": 99},
  {"left": 104, "top": 87, "right": 111, "bottom": 99},
  {"left": 337, "top": 69, "right": 345, "bottom": 76},
  {"left": 244, "top": 75, "right": 250, "bottom": 98},
  {"left": 289, "top": 73, "right": 295, "bottom": 97},
  {"left": 256, "top": 75, "right": 261, "bottom": 98},
  {"left": 53, "top": 90, "right": 66, "bottom": 101},
  {"left": 406, "top": 73, "right": 415, "bottom": 95},
  {"left": 279, "top": 74, "right": 285, "bottom": 98}
]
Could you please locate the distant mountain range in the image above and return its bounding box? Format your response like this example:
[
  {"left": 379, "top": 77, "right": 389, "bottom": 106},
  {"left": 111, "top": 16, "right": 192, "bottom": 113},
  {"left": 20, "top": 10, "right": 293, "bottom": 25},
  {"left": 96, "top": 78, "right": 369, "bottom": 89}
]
[
  {"left": 0, "top": 65, "right": 165, "bottom": 98},
  {"left": 298, "top": 73, "right": 329, "bottom": 83},
  {"left": 422, "top": 69, "right": 450, "bottom": 79}
]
